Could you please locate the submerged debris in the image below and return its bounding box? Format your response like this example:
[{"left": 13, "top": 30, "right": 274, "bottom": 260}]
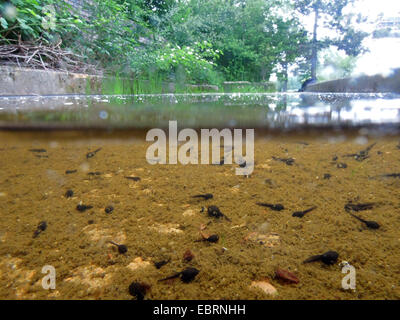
[
  {"left": 192, "top": 193, "right": 213, "bottom": 200},
  {"left": 86, "top": 148, "right": 102, "bottom": 159},
  {"left": 33, "top": 221, "right": 47, "bottom": 238},
  {"left": 128, "top": 281, "right": 150, "bottom": 300},
  {"left": 108, "top": 241, "right": 128, "bottom": 254},
  {"left": 275, "top": 268, "right": 299, "bottom": 284},
  {"left": 159, "top": 267, "right": 200, "bottom": 283},
  {"left": 337, "top": 162, "right": 347, "bottom": 169},
  {"left": 256, "top": 202, "right": 284, "bottom": 211},
  {"left": 292, "top": 206, "right": 317, "bottom": 218},
  {"left": 207, "top": 206, "right": 231, "bottom": 221},
  {"left": 323, "top": 173, "right": 331, "bottom": 180},
  {"left": 303, "top": 251, "right": 339, "bottom": 265}
]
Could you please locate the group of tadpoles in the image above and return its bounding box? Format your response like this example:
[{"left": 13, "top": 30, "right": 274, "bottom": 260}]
[
  {"left": 31, "top": 145, "right": 384, "bottom": 300},
  {"left": 128, "top": 190, "right": 380, "bottom": 300}
]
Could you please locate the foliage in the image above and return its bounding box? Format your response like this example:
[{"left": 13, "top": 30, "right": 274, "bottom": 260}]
[
  {"left": 153, "top": 41, "right": 221, "bottom": 84},
  {"left": 0, "top": 0, "right": 371, "bottom": 89},
  {"left": 0, "top": 0, "right": 80, "bottom": 44}
]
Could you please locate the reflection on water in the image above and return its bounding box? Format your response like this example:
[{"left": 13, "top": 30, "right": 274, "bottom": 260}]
[{"left": 0, "top": 92, "right": 400, "bottom": 129}]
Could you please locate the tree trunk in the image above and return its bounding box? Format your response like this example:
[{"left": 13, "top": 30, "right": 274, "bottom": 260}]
[
  {"left": 311, "top": 7, "right": 319, "bottom": 79},
  {"left": 282, "top": 63, "right": 288, "bottom": 92}
]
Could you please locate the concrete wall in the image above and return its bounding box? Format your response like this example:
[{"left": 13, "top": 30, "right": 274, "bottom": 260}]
[
  {"left": 0, "top": 66, "right": 221, "bottom": 96},
  {"left": 305, "top": 68, "right": 400, "bottom": 93},
  {"left": 0, "top": 66, "right": 103, "bottom": 96}
]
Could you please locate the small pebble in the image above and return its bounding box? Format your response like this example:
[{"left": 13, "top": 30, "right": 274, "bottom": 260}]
[{"left": 183, "top": 249, "right": 195, "bottom": 262}]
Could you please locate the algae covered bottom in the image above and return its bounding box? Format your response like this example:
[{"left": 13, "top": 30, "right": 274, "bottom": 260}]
[{"left": 0, "top": 130, "right": 399, "bottom": 300}]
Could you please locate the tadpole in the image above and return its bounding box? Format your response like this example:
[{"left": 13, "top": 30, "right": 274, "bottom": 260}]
[
  {"left": 86, "top": 148, "right": 102, "bottom": 159},
  {"left": 159, "top": 267, "right": 200, "bottom": 283},
  {"left": 108, "top": 241, "right": 128, "bottom": 254},
  {"left": 348, "top": 212, "right": 380, "bottom": 229},
  {"left": 76, "top": 203, "right": 93, "bottom": 212},
  {"left": 303, "top": 251, "right": 339, "bottom": 265},
  {"left": 272, "top": 156, "right": 295, "bottom": 166},
  {"left": 256, "top": 202, "right": 284, "bottom": 211},
  {"left": 192, "top": 193, "right": 213, "bottom": 200},
  {"left": 292, "top": 206, "right": 317, "bottom": 218},
  {"left": 207, "top": 206, "right": 231, "bottom": 221},
  {"left": 154, "top": 259, "right": 170, "bottom": 269},
  {"left": 128, "top": 281, "right": 150, "bottom": 300},
  {"left": 33, "top": 221, "right": 47, "bottom": 238},
  {"left": 105, "top": 206, "right": 114, "bottom": 214},
  {"left": 65, "top": 189, "right": 74, "bottom": 198},
  {"left": 195, "top": 232, "right": 219, "bottom": 243},
  {"left": 344, "top": 202, "right": 374, "bottom": 212}
]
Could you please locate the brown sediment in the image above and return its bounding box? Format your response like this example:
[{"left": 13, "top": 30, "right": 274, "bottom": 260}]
[{"left": 0, "top": 130, "right": 399, "bottom": 300}]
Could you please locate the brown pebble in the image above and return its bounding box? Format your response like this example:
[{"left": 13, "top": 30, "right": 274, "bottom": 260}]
[
  {"left": 183, "top": 249, "right": 195, "bottom": 262},
  {"left": 275, "top": 268, "right": 299, "bottom": 284}
]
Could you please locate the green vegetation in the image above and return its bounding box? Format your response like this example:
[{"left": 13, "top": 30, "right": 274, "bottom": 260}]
[{"left": 0, "top": 0, "right": 369, "bottom": 90}]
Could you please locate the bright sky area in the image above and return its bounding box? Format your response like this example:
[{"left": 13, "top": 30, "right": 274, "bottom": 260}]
[{"left": 302, "top": 0, "right": 400, "bottom": 77}]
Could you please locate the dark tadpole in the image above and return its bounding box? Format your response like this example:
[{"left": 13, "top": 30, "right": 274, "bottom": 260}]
[
  {"left": 125, "top": 176, "right": 141, "bottom": 181},
  {"left": 348, "top": 212, "right": 380, "bottom": 229},
  {"left": 108, "top": 241, "right": 128, "bottom": 254},
  {"left": 128, "top": 281, "right": 150, "bottom": 300},
  {"left": 323, "top": 173, "right": 331, "bottom": 180},
  {"left": 344, "top": 142, "right": 376, "bottom": 162},
  {"left": 65, "top": 189, "right": 74, "bottom": 198},
  {"left": 207, "top": 206, "right": 231, "bottom": 221},
  {"left": 33, "top": 221, "right": 47, "bottom": 238},
  {"left": 88, "top": 171, "right": 102, "bottom": 176},
  {"left": 195, "top": 234, "right": 219, "bottom": 243},
  {"left": 292, "top": 206, "right": 317, "bottom": 218},
  {"left": 76, "top": 204, "right": 93, "bottom": 212},
  {"left": 154, "top": 259, "right": 170, "bottom": 269},
  {"left": 344, "top": 202, "right": 374, "bottom": 212},
  {"left": 86, "top": 148, "right": 102, "bottom": 159},
  {"left": 303, "top": 251, "right": 339, "bottom": 265},
  {"left": 105, "top": 206, "right": 114, "bottom": 214},
  {"left": 256, "top": 202, "right": 284, "bottom": 211},
  {"left": 29, "top": 149, "right": 47, "bottom": 153},
  {"left": 337, "top": 162, "right": 347, "bottom": 169},
  {"left": 192, "top": 193, "right": 213, "bottom": 200},
  {"left": 272, "top": 156, "right": 295, "bottom": 166},
  {"left": 65, "top": 170, "right": 77, "bottom": 174},
  {"left": 380, "top": 173, "right": 400, "bottom": 179},
  {"left": 159, "top": 267, "right": 200, "bottom": 283},
  {"left": 238, "top": 161, "right": 247, "bottom": 168}
]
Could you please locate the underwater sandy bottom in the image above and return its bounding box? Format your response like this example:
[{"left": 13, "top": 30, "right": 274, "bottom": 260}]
[{"left": 0, "top": 130, "right": 399, "bottom": 300}]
